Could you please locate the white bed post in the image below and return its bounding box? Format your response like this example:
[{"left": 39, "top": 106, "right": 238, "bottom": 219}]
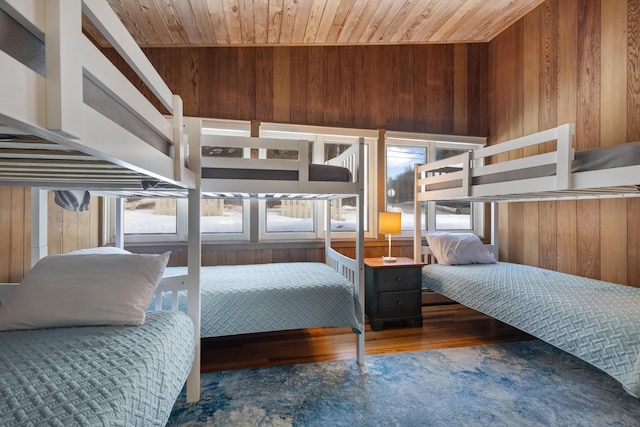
[
  {"left": 114, "top": 198, "right": 124, "bottom": 249},
  {"left": 414, "top": 166, "right": 422, "bottom": 262},
  {"left": 185, "top": 118, "right": 202, "bottom": 402},
  {"left": 355, "top": 137, "right": 365, "bottom": 366},
  {"left": 31, "top": 188, "right": 48, "bottom": 265},
  {"left": 491, "top": 202, "right": 499, "bottom": 261}
]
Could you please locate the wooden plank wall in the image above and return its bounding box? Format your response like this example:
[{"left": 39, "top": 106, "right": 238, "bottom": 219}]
[
  {"left": 112, "top": 44, "right": 488, "bottom": 136},
  {"left": 0, "top": 189, "right": 100, "bottom": 282},
  {"left": 488, "top": 0, "right": 640, "bottom": 286}
]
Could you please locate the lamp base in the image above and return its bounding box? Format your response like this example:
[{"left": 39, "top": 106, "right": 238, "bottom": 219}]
[{"left": 381, "top": 256, "right": 397, "bottom": 263}]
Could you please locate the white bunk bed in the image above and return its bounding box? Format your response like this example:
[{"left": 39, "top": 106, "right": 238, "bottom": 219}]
[
  {"left": 0, "top": 1, "right": 202, "bottom": 423},
  {"left": 176, "top": 118, "right": 366, "bottom": 365},
  {"left": 413, "top": 122, "right": 640, "bottom": 204},
  {"left": 412, "top": 123, "right": 640, "bottom": 397}
]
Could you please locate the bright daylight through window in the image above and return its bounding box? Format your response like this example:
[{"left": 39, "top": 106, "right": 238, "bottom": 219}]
[{"left": 385, "top": 133, "right": 485, "bottom": 234}]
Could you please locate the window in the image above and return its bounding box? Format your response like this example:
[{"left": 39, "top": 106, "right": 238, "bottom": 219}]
[
  {"left": 385, "top": 145, "right": 427, "bottom": 232},
  {"left": 434, "top": 147, "right": 473, "bottom": 230},
  {"left": 123, "top": 198, "right": 176, "bottom": 234},
  {"left": 385, "top": 131, "right": 486, "bottom": 236}
]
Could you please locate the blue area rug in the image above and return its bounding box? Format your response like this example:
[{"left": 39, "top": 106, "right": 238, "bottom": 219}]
[{"left": 167, "top": 340, "right": 640, "bottom": 426}]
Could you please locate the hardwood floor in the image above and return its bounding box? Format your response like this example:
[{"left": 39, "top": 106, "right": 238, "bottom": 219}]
[{"left": 201, "top": 304, "right": 533, "bottom": 373}]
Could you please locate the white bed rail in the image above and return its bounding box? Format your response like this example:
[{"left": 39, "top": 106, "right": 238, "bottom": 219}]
[
  {"left": 415, "top": 123, "right": 575, "bottom": 202},
  {"left": 326, "top": 247, "right": 359, "bottom": 284},
  {"left": 150, "top": 274, "right": 187, "bottom": 312},
  {"left": 0, "top": 0, "right": 195, "bottom": 189},
  {"left": 199, "top": 134, "right": 362, "bottom": 196},
  {"left": 200, "top": 134, "right": 310, "bottom": 193}
]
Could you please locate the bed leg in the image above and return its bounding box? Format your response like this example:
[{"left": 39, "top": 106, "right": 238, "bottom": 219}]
[{"left": 356, "top": 332, "right": 366, "bottom": 369}]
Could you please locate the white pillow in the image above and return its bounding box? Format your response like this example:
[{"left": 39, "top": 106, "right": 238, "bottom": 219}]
[
  {"left": 66, "top": 246, "right": 131, "bottom": 255},
  {"left": 0, "top": 252, "right": 170, "bottom": 331},
  {"left": 425, "top": 232, "right": 496, "bottom": 265}
]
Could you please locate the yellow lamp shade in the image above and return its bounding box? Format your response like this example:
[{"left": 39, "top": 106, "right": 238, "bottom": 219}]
[{"left": 378, "top": 212, "right": 401, "bottom": 235}]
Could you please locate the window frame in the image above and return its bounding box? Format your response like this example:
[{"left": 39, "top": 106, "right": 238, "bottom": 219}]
[{"left": 384, "top": 131, "right": 486, "bottom": 238}]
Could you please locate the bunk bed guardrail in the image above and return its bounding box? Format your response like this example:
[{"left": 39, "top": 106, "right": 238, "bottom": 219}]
[
  {"left": 199, "top": 133, "right": 361, "bottom": 196},
  {"left": 416, "top": 122, "right": 640, "bottom": 202},
  {"left": 0, "top": 0, "right": 195, "bottom": 191}
]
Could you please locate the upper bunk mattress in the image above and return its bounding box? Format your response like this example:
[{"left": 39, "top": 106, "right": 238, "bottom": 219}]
[
  {"left": 0, "top": 310, "right": 194, "bottom": 426},
  {"left": 202, "top": 164, "right": 352, "bottom": 182},
  {"left": 164, "top": 262, "right": 363, "bottom": 337},
  {"left": 421, "top": 262, "right": 640, "bottom": 397}
]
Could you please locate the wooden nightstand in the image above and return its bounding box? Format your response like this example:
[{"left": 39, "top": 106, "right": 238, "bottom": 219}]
[{"left": 364, "top": 257, "right": 424, "bottom": 331}]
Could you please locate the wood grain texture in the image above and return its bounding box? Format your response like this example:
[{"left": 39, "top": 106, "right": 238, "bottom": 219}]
[
  {"left": 0, "top": 188, "right": 11, "bottom": 282},
  {"left": 201, "top": 304, "right": 533, "bottom": 372},
  {"left": 0, "top": 189, "right": 101, "bottom": 282},
  {"left": 576, "top": 199, "right": 600, "bottom": 279},
  {"left": 537, "top": 201, "right": 557, "bottom": 271},
  {"left": 576, "top": 0, "right": 600, "bottom": 151},
  {"left": 125, "top": 44, "right": 487, "bottom": 135},
  {"left": 89, "top": 0, "right": 546, "bottom": 47},
  {"left": 488, "top": 0, "right": 640, "bottom": 287},
  {"left": 556, "top": 200, "right": 577, "bottom": 275},
  {"left": 521, "top": 202, "right": 539, "bottom": 267},
  {"left": 630, "top": 0, "right": 640, "bottom": 141},
  {"left": 600, "top": 0, "right": 628, "bottom": 147}
]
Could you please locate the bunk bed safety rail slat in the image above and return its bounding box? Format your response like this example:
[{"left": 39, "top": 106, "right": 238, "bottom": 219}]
[
  {"left": 416, "top": 123, "right": 576, "bottom": 201},
  {"left": 326, "top": 247, "right": 359, "bottom": 285},
  {"left": 416, "top": 151, "right": 471, "bottom": 201},
  {"left": 0, "top": 0, "right": 195, "bottom": 189},
  {"left": 81, "top": 0, "right": 174, "bottom": 113},
  {"left": 325, "top": 141, "right": 360, "bottom": 183},
  {"left": 152, "top": 275, "right": 188, "bottom": 311}
]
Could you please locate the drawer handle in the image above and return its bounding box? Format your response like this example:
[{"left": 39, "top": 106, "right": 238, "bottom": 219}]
[
  {"left": 396, "top": 300, "right": 402, "bottom": 305},
  {"left": 395, "top": 276, "right": 402, "bottom": 282}
]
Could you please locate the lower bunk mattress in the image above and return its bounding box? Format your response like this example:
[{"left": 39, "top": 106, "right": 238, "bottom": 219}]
[
  {"left": 0, "top": 310, "right": 194, "bottom": 426},
  {"left": 164, "top": 262, "right": 363, "bottom": 338},
  {"left": 421, "top": 262, "right": 640, "bottom": 397}
]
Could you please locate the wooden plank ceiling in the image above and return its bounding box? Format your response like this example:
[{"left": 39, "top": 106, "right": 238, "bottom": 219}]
[{"left": 90, "top": 0, "right": 546, "bottom": 47}]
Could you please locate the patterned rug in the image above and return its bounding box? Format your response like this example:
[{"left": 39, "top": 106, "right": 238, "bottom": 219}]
[{"left": 167, "top": 340, "right": 640, "bottom": 426}]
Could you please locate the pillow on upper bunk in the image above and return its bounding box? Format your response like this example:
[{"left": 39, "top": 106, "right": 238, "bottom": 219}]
[
  {"left": 0, "top": 252, "right": 170, "bottom": 331},
  {"left": 425, "top": 232, "right": 496, "bottom": 266},
  {"left": 66, "top": 246, "right": 131, "bottom": 255}
]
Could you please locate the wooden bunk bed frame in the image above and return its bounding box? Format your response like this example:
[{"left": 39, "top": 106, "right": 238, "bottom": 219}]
[{"left": 0, "top": 0, "right": 202, "bottom": 406}]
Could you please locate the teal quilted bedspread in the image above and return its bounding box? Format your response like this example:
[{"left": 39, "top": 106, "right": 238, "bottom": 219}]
[
  {"left": 422, "top": 262, "right": 640, "bottom": 397},
  {"left": 165, "top": 262, "right": 363, "bottom": 338},
  {"left": 0, "top": 311, "right": 194, "bottom": 426}
]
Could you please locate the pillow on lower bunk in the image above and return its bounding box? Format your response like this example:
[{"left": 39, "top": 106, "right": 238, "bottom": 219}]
[
  {"left": 0, "top": 252, "right": 170, "bottom": 331},
  {"left": 425, "top": 232, "right": 496, "bottom": 265}
]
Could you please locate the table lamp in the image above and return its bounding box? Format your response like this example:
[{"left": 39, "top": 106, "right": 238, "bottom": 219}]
[{"left": 379, "top": 211, "right": 401, "bottom": 262}]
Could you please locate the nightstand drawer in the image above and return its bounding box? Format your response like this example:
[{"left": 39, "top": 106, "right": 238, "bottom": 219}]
[
  {"left": 378, "top": 291, "right": 422, "bottom": 317},
  {"left": 377, "top": 267, "right": 422, "bottom": 292}
]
